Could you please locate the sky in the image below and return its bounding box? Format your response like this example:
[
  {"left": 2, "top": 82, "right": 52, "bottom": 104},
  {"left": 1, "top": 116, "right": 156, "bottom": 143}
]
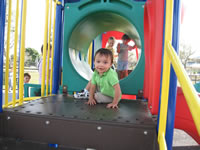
[
  {"left": 180, "top": 0, "right": 200, "bottom": 57},
  {"left": 25, "top": 0, "right": 46, "bottom": 53},
  {"left": 9, "top": 0, "right": 200, "bottom": 57},
  {"left": 8, "top": 0, "right": 46, "bottom": 54}
]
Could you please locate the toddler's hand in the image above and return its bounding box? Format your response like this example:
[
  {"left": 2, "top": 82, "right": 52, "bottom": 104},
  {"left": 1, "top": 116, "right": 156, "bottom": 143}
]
[
  {"left": 86, "top": 98, "right": 96, "bottom": 106},
  {"left": 107, "top": 102, "right": 118, "bottom": 109}
]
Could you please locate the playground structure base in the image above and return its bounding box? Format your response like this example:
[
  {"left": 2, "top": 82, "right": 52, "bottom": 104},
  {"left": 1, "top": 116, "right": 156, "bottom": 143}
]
[
  {"left": 0, "top": 95, "right": 158, "bottom": 150},
  {"left": 0, "top": 136, "right": 82, "bottom": 150}
]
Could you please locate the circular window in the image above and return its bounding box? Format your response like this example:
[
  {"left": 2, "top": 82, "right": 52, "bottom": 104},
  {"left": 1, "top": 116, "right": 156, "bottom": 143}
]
[{"left": 68, "top": 11, "right": 142, "bottom": 80}]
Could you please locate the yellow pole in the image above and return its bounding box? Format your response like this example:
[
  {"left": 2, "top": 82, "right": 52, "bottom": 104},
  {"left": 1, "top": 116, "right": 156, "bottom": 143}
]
[
  {"left": 88, "top": 42, "right": 92, "bottom": 67},
  {"left": 19, "top": 0, "right": 27, "bottom": 105},
  {"left": 46, "top": 0, "right": 53, "bottom": 96},
  {"left": 12, "top": 0, "right": 20, "bottom": 107},
  {"left": 50, "top": 1, "right": 57, "bottom": 94},
  {"left": 3, "top": 96, "right": 40, "bottom": 108},
  {"left": 4, "top": 0, "right": 12, "bottom": 108},
  {"left": 41, "top": 0, "right": 50, "bottom": 97},
  {"left": 158, "top": 0, "right": 173, "bottom": 145},
  {"left": 167, "top": 43, "right": 200, "bottom": 135},
  {"left": 159, "top": 133, "right": 167, "bottom": 150}
]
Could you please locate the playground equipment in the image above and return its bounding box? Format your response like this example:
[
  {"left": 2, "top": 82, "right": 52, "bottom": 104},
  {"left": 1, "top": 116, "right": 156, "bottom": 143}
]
[
  {"left": 0, "top": 0, "right": 200, "bottom": 150},
  {"left": 62, "top": 0, "right": 145, "bottom": 94}
]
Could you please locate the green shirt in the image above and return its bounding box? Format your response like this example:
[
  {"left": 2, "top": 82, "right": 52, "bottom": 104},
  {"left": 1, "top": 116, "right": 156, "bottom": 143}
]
[{"left": 91, "top": 68, "right": 119, "bottom": 98}]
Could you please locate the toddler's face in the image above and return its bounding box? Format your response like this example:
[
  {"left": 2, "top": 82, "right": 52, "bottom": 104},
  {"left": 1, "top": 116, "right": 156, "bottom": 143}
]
[
  {"left": 24, "top": 76, "right": 30, "bottom": 83},
  {"left": 122, "top": 39, "right": 130, "bottom": 45},
  {"left": 94, "top": 53, "right": 112, "bottom": 75},
  {"left": 108, "top": 39, "right": 115, "bottom": 47}
]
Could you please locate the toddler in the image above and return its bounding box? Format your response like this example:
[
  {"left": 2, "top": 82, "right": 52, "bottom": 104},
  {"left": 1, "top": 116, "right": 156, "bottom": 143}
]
[
  {"left": 117, "top": 34, "right": 136, "bottom": 79},
  {"left": 87, "top": 48, "right": 121, "bottom": 108}
]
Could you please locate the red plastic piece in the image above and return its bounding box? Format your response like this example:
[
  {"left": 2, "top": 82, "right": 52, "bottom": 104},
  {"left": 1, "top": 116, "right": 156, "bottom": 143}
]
[
  {"left": 175, "top": 87, "right": 200, "bottom": 144},
  {"left": 102, "top": 31, "right": 124, "bottom": 48},
  {"left": 143, "top": 0, "right": 164, "bottom": 115},
  {"left": 121, "top": 94, "right": 136, "bottom": 100}
]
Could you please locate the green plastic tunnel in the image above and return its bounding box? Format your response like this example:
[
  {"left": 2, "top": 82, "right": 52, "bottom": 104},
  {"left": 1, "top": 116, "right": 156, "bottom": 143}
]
[{"left": 63, "top": 0, "right": 145, "bottom": 95}]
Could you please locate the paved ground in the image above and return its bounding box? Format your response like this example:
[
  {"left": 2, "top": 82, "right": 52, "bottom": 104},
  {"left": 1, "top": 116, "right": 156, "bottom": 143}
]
[{"left": 173, "top": 129, "right": 198, "bottom": 147}]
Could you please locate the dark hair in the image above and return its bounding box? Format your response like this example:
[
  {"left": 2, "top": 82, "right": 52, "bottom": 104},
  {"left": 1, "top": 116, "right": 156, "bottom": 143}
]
[
  {"left": 122, "top": 34, "right": 130, "bottom": 41},
  {"left": 108, "top": 36, "right": 115, "bottom": 41},
  {"left": 41, "top": 43, "right": 52, "bottom": 54},
  {"left": 94, "top": 48, "right": 113, "bottom": 64},
  {"left": 24, "top": 73, "right": 31, "bottom": 79}
]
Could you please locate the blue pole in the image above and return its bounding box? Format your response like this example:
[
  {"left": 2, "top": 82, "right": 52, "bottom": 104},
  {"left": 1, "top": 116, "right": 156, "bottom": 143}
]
[
  {"left": 91, "top": 40, "right": 94, "bottom": 70},
  {"left": 52, "top": 0, "right": 63, "bottom": 94},
  {"left": 60, "top": 5, "right": 64, "bottom": 84},
  {"left": 165, "top": 0, "right": 181, "bottom": 149},
  {"left": 0, "top": 0, "right": 6, "bottom": 112}
]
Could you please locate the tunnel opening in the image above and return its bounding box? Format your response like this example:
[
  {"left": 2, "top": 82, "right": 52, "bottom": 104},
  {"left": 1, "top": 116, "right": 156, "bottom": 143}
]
[{"left": 68, "top": 11, "right": 142, "bottom": 81}]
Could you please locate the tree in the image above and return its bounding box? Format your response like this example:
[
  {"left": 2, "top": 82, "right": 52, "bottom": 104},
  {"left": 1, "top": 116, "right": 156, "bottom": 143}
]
[
  {"left": 24, "top": 48, "right": 40, "bottom": 67},
  {"left": 179, "top": 43, "right": 195, "bottom": 68}
]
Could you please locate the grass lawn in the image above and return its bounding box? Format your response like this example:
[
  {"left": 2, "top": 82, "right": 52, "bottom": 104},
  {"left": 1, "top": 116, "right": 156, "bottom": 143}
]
[{"left": 3, "top": 69, "right": 40, "bottom": 89}]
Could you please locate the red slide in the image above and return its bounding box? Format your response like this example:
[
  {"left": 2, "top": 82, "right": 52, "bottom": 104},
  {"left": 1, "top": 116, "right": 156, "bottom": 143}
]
[{"left": 175, "top": 87, "right": 200, "bottom": 144}]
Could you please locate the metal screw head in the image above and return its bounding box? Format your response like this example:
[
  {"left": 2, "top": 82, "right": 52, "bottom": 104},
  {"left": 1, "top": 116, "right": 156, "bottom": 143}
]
[
  {"left": 97, "top": 126, "right": 102, "bottom": 130},
  {"left": 144, "top": 131, "right": 148, "bottom": 135},
  {"left": 45, "top": 120, "right": 50, "bottom": 125}
]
